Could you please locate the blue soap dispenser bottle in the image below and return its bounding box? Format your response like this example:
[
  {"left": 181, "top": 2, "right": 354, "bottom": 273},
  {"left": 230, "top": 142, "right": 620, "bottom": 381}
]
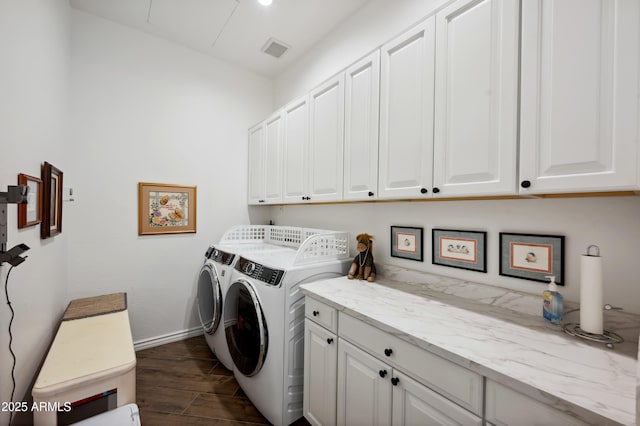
[{"left": 542, "top": 275, "right": 563, "bottom": 330}]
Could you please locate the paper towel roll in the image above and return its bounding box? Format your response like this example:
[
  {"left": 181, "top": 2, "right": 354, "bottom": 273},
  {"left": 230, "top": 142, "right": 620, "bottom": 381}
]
[{"left": 580, "top": 253, "right": 603, "bottom": 334}]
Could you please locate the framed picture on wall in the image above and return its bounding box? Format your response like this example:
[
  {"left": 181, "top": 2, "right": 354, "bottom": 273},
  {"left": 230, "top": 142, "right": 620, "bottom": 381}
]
[
  {"left": 499, "top": 232, "right": 565, "bottom": 284},
  {"left": 432, "top": 229, "right": 487, "bottom": 272},
  {"left": 41, "top": 162, "right": 63, "bottom": 239},
  {"left": 138, "top": 182, "right": 197, "bottom": 235},
  {"left": 18, "top": 173, "right": 42, "bottom": 229},
  {"left": 391, "top": 226, "right": 423, "bottom": 261}
]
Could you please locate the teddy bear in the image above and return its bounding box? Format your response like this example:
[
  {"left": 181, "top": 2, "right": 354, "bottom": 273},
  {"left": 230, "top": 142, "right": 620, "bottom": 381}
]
[{"left": 347, "top": 233, "right": 376, "bottom": 282}]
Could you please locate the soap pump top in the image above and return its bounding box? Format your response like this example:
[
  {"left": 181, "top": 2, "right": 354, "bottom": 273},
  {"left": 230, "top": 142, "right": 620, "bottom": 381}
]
[{"left": 545, "top": 275, "right": 558, "bottom": 292}]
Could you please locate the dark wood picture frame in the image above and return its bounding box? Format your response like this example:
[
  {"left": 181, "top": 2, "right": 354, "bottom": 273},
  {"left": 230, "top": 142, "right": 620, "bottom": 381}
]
[
  {"left": 18, "top": 173, "right": 43, "bottom": 229},
  {"left": 41, "top": 162, "right": 63, "bottom": 239}
]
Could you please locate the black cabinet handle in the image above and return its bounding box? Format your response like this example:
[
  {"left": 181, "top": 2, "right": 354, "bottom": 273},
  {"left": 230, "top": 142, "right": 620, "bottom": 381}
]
[
  {"left": 384, "top": 348, "right": 393, "bottom": 357},
  {"left": 312, "top": 310, "right": 319, "bottom": 316},
  {"left": 432, "top": 187, "right": 440, "bottom": 194},
  {"left": 521, "top": 180, "right": 531, "bottom": 189},
  {"left": 379, "top": 369, "right": 387, "bottom": 378},
  {"left": 420, "top": 188, "right": 428, "bottom": 194},
  {"left": 327, "top": 338, "right": 334, "bottom": 344},
  {"left": 368, "top": 191, "right": 374, "bottom": 197},
  {"left": 391, "top": 377, "right": 399, "bottom": 386}
]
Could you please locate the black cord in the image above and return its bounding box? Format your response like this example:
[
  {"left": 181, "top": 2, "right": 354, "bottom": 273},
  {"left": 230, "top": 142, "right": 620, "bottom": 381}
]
[{"left": 4, "top": 264, "right": 17, "bottom": 425}]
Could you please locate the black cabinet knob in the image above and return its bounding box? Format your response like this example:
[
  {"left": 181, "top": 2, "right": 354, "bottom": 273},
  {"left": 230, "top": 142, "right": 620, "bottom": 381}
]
[
  {"left": 384, "top": 348, "right": 393, "bottom": 357},
  {"left": 521, "top": 180, "right": 531, "bottom": 189},
  {"left": 391, "top": 377, "right": 399, "bottom": 386},
  {"left": 368, "top": 191, "right": 374, "bottom": 197},
  {"left": 326, "top": 338, "right": 334, "bottom": 344},
  {"left": 379, "top": 369, "right": 387, "bottom": 378},
  {"left": 312, "top": 310, "right": 319, "bottom": 316},
  {"left": 432, "top": 187, "right": 440, "bottom": 194},
  {"left": 420, "top": 188, "right": 428, "bottom": 194}
]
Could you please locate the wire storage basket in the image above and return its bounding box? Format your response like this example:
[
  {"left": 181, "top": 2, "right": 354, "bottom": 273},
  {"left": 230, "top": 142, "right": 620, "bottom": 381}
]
[{"left": 220, "top": 225, "right": 349, "bottom": 264}]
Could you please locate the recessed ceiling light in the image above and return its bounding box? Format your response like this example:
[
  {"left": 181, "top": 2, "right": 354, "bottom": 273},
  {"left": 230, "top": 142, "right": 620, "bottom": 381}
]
[{"left": 257, "top": 0, "right": 272, "bottom": 6}]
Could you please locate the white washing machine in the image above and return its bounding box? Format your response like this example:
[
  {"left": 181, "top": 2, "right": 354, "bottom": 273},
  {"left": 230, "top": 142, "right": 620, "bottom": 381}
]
[
  {"left": 197, "top": 245, "right": 237, "bottom": 371},
  {"left": 223, "top": 230, "right": 350, "bottom": 426},
  {"left": 197, "top": 225, "right": 327, "bottom": 372}
]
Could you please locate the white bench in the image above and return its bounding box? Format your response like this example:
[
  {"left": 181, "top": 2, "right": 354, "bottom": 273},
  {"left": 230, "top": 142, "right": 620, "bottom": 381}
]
[{"left": 32, "top": 294, "right": 136, "bottom": 425}]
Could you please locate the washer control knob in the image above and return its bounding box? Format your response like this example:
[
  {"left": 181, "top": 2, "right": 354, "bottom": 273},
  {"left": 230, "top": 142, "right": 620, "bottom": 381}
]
[{"left": 244, "top": 262, "right": 255, "bottom": 274}]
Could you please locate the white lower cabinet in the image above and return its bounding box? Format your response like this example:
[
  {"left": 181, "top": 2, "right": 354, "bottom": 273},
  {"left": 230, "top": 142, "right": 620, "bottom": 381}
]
[
  {"left": 303, "top": 297, "right": 483, "bottom": 426},
  {"left": 337, "top": 339, "right": 481, "bottom": 426},
  {"left": 303, "top": 319, "right": 337, "bottom": 426},
  {"left": 485, "top": 380, "right": 590, "bottom": 426}
]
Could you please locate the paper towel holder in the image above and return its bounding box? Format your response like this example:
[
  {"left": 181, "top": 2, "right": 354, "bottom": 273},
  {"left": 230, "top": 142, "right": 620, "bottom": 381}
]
[
  {"left": 585, "top": 245, "right": 600, "bottom": 256},
  {"left": 563, "top": 302, "right": 625, "bottom": 349}
]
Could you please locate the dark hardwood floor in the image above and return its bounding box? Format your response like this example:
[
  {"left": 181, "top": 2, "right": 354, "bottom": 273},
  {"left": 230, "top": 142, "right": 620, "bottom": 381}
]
[{"left": 136, "top": 335, "right": 311, "bottom": 426}]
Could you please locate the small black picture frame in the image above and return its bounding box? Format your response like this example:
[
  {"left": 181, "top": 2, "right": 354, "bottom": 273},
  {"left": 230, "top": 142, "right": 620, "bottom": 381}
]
[
  {"left": 499, "top": 232, "right": 565, "bottom": 284},
  {"left": 432, "top": 229, "right": 487, "bottom": 273},
  {"left": 391, "top": 226, "right": 423, "bottom": 262}
]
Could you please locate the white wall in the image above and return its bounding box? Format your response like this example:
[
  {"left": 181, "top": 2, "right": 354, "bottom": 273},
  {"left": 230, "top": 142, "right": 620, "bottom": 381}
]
[
  {"left": 0, "top": 0, "right": 70, "bottom": 422},
  {"left": 270, "top": 197, "right": 640, "bottom": 314},
  {"left": 271, "top": 0, "right": 640, "bottom": 315},
  {"left": 68, "top": 10, "right": 273, "bottom": 343}
]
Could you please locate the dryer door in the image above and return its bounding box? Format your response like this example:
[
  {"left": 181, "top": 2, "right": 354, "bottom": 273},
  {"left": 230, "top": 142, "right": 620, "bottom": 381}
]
[
  {"left": 224, "top": 279, "right": 268, "bottom": 377},
  {"left": 197, "top": 262, "right": 223, "bottom": 335}
]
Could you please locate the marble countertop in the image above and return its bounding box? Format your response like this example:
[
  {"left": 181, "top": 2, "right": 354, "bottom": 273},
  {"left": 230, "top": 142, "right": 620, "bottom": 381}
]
[{"left": 300, "top": 266, "right": 639, "bottom": 426}]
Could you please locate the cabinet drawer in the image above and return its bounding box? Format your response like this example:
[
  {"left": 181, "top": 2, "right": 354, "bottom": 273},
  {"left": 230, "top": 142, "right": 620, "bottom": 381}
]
[
  {"left": 305, "top": 297, "right": 338, "bottom": 333},
  {"left": 339, "top": 312, "right": 483, "bottom": 415}
]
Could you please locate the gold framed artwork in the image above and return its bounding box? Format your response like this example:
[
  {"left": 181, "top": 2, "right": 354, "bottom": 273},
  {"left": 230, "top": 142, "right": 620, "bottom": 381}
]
[
  {"left": 41, "top": 162, "right": 63, "bottom": 239},
  {"left": 138, "top": 182, "right": 197, "bottom": 236},
  {"left": 18, "top": 173, "right": 42, "bottom": 229}
]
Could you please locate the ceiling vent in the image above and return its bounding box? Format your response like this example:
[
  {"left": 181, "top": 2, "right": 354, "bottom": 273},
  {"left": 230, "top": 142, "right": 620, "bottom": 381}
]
[{"left": 261, "top": 38, "right": 290, "bottom": 59}]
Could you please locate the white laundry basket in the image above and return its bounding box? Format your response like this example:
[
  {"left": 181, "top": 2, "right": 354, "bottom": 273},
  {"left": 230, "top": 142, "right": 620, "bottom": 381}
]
[{"left": 70, "top": 403, "right": 140, "bottom": 426}]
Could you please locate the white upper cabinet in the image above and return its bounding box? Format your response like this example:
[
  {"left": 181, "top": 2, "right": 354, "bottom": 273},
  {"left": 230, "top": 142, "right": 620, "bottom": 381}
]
[
  {"left": 379, "top": 17, "right": 436, "bottom": 199},
  {"left": 263, "top": 111, "right": 284, "bottom": 203},
  {"left": 433, "top": 0, "right": 519, "bottom": 197},
  {"left": 308, "top": 74, "right": 345, "bottom": 202},
  {"left": 283, "top": 95, "right": 310, "bottom": 203},
  {"left": 343, "top": 51, "right": 381, "bottom": 201},
  {"left": 248, "top": 111, "right": 284, "bottom": 205},
  {"left": 519, "top": 0, "right": 640, "bottom": 194},
  {"left": 247, "top": 122, "right": 265, "bottom": 205}
]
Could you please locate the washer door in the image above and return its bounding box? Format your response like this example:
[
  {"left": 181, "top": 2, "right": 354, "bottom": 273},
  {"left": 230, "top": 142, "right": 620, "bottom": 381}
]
[
  {"left": 197, "top": 262, "right": 223, "bottom": 335},
  {"left": 224, "top": 279, "right": 268, "bottom": 377}
]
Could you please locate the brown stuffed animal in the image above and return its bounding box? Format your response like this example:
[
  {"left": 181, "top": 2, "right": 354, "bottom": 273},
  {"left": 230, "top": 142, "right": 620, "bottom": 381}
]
[{"left": 347, "top": 233, "right": 376, "bottom": 282}]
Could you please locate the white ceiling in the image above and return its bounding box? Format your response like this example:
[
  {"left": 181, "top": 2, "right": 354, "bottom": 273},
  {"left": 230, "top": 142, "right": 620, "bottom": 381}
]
[{"left": 69, "top": 0, "right": 369, "bottom": 78}]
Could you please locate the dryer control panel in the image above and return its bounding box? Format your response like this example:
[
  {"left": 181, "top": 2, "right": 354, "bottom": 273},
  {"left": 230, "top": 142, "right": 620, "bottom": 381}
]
[
  {"left": 206, "top": 246, "right": 235, "bottom": 266},
  {"left": 235, "top": 257, "right": 284, "bottom": 287}
]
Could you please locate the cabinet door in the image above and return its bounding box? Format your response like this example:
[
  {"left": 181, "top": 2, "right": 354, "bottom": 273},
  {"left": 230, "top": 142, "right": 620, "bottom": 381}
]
[
  {"left": 433, "top": 0, "right": 519, "bottom": 197},
  {"left": 264, "top": 111, "right": 284, "bottom": 203},
  {"left": 337, "top": 339, "right": 392, "bottom": 426},
  {"left": 344, "top": 51, "right": 380, "bottom": 201},
  {"left": 392, "top": 371, "right": 482, "bottom": 426},
  {"left": 304, "top": 320, "right": 337, "bottom": 426},
  {"left": 283, "top": 95, "right": 310, "bottom": 203},
  {"left": 519, "top": 0, "right": 639, "bottom": 194},
  {"left": 379, "top": 17, "right": 436, "bottom": 199},
  {"left": 485, "top": 380, "right": 590, "bottom": 426},
  {"left": 247, "top": 122, "right": 265, "bottom": 205},
  {"left": 308, "top": 74, "right": 345, "bottom": 202}
]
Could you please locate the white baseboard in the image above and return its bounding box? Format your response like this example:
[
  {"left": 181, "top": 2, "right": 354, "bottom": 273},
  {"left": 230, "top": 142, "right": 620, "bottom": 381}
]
[{"left": 134, "top": 326, "right": 203, "bottom": 351}]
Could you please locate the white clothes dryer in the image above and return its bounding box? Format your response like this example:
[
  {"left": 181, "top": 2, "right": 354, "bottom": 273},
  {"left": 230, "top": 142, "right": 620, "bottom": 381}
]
[
  {"left": 223, "top": 230, "right": 350, "bottom": 426},
  {"left": 196, "top": 245, "right": 236, "bottom": 371}
]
